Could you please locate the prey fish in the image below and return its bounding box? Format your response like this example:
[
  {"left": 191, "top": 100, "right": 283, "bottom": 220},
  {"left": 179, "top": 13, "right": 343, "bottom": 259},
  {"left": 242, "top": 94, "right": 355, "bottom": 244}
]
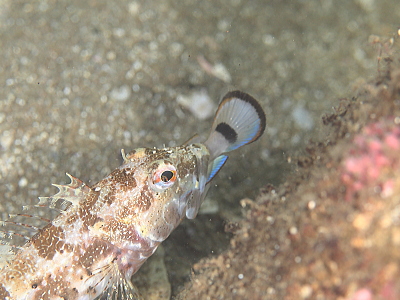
[{"left": 0, "top": 90, "right": 266, "bottom": 300}]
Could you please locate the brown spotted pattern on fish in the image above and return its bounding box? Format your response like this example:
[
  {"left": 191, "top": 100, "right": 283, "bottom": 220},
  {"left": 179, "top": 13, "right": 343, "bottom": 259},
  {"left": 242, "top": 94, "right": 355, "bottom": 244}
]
[{"left": 0, "top": 91, "right": 266, "bottom": 299}]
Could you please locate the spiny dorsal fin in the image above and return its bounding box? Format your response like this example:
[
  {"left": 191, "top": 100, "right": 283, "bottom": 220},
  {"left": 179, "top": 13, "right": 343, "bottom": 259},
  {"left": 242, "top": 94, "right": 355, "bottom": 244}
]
[
  {"left": 38, "top": 173, "right": 91, "bottom": 209},
  {"left": 0, "top": 212, "right": 45, "bottom": 264},
  {"left": 0, "top": 173, "right": 90, "bottom": 262},
  {"left": 0, "top": 210, "right": 53, "bottom": 252}
]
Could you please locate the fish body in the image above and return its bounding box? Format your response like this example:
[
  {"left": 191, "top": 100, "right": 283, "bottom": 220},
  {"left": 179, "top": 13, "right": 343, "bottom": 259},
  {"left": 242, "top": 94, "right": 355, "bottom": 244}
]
[{"left": 0, "top": 91, "right": 266, "bottom": 300}]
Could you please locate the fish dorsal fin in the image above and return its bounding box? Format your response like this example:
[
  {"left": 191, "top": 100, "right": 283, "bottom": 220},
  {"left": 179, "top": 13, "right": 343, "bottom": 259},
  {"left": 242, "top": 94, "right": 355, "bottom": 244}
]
[
  {"left": 0, "top": 174, "right": 90, "bottom": 260},
  {"left": 207, "top": 155, "right": 228, "bottom": 182},
  {"left": 38, "top": 173, "right": 90, "bottom": 210},
  {"left": 205, "top": 91, "right": 266, "bottom": 159},
  {"left": 0, "top": 211, "right": 51, "bottom": 260},
  {"left": 0, "top": 243, "right": 17, "bottom": 269}
]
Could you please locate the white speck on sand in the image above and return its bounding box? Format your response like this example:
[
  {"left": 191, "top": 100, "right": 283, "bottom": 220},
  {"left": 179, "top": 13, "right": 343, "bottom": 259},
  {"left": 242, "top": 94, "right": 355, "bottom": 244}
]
[
  {"left": 110, "top": 85, "right": 131, "bottom": 101},
  {"left": 292, "top": 105, "right": 314, "bottom": 130},
  {"left": 177, "top": 89, "right": 216, "bottom": 120}
]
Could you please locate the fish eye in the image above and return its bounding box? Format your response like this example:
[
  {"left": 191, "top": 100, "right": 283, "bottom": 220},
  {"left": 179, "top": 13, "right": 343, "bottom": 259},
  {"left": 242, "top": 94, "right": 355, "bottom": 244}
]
[
  {"left": 161, "top": 170, "right": 174, "bottom": 182},
  {"left": 152, "top": 163, "right": 177, "bottom": 189}
]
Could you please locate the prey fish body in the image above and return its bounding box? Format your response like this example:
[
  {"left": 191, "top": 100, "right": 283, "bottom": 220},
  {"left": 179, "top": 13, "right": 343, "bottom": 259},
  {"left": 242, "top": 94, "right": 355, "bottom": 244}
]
[{"left": 0, "top": 91, "right": 266, "bottom": 300}]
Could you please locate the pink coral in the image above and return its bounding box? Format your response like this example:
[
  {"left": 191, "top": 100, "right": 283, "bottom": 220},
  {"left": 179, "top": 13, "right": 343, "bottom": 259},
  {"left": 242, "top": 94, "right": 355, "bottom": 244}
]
[
  {"left": 350, "top": 288, "right": 372, "bottom": 300},
  {"left": 341, "top": 118, "right": 400, "bottom": 201}
]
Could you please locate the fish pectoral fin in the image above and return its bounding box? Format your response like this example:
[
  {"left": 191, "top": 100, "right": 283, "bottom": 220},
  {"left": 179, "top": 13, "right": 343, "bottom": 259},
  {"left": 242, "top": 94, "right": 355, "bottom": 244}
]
[{"left": 104, "top": 272, "right": 143, "bottom": 300}]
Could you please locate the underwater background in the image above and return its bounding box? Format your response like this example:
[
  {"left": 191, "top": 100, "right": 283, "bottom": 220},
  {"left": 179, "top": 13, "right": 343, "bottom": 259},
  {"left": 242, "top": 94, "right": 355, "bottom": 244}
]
[{"left": 1, "top": 0, "right": 399, "bottom": 298}]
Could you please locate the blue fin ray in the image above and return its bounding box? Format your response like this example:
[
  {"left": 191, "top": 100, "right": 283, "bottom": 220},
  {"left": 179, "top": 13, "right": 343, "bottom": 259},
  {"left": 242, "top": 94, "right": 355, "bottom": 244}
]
[{"left": 207, "top": 155, "right": 228, "bottom": 182}]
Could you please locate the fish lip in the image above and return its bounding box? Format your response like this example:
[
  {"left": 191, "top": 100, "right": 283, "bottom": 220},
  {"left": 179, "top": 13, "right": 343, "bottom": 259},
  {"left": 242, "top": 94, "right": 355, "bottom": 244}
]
[
  {"left": 181, "top": 143, "right": 210, "bottom": 219},
  {"left": 176, "top": 189, "right": 192, "bottom": 217}
]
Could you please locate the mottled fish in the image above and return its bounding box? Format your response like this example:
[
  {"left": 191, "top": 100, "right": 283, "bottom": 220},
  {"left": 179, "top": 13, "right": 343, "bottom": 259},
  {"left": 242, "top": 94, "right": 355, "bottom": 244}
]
[{"left": 0, "top": 90, "right": 266, "bottom": 300}]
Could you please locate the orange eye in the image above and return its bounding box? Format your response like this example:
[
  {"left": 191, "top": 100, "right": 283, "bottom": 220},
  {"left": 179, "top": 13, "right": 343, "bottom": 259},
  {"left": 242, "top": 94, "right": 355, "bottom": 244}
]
[{"left": 152, "top": 163, "right": 177, "bottom": 189}]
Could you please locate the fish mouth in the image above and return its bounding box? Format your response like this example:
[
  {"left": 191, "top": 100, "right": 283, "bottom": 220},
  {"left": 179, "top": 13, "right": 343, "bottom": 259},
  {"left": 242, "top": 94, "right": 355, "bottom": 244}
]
[{"left": 180, "top": 144, "right": 210, "bottom": 220}]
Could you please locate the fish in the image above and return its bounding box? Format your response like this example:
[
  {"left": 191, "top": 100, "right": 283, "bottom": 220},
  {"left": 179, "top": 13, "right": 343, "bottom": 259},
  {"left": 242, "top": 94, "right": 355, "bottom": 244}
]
[{"left": 0, "top": 90, "right": 266, "bottom": 300}]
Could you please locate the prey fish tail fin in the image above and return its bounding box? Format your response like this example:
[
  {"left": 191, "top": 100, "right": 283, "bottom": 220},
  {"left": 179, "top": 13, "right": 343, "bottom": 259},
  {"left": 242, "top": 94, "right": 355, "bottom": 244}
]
[
  {"left": 207, "top": 154, "right": 228, "bottom": 182},
  {"left": 185, "top": 91, "right": 266, "bottom": 220},
  {"left": 204, "top": 91, "right": 266, "bottom": 182},
  {"left": 204, "top": 90, "right": 266, "bottom": 160}
]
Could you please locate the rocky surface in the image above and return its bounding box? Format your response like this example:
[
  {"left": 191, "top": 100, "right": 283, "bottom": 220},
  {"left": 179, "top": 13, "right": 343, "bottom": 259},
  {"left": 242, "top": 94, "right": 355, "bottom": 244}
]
[{"left": 177, "top": 44, "right": 400, "bottom": 299}]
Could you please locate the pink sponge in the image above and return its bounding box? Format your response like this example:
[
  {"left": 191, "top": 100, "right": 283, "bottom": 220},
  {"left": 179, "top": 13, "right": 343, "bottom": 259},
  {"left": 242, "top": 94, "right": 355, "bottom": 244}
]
[{"left": 341, "top": 118, "right": 400, "bottom": 201}]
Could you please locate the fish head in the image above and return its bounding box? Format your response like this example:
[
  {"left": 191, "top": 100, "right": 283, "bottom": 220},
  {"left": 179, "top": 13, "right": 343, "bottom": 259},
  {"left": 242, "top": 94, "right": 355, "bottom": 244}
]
[
  {"left": 102, "top": 91, "right": 266, "bottom": 243},
  {"left": 121, "top": 145, "right": 210, "bottom": 242}
]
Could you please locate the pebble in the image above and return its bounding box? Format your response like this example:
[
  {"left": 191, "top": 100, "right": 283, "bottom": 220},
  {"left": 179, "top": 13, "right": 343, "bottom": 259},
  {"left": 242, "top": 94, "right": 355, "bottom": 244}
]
[
  {"left": 110, "top": 85, "right": 131, "bottom": 101},
  {"left": 176, "top": 89, "right": 216, "bottom": 120}
]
